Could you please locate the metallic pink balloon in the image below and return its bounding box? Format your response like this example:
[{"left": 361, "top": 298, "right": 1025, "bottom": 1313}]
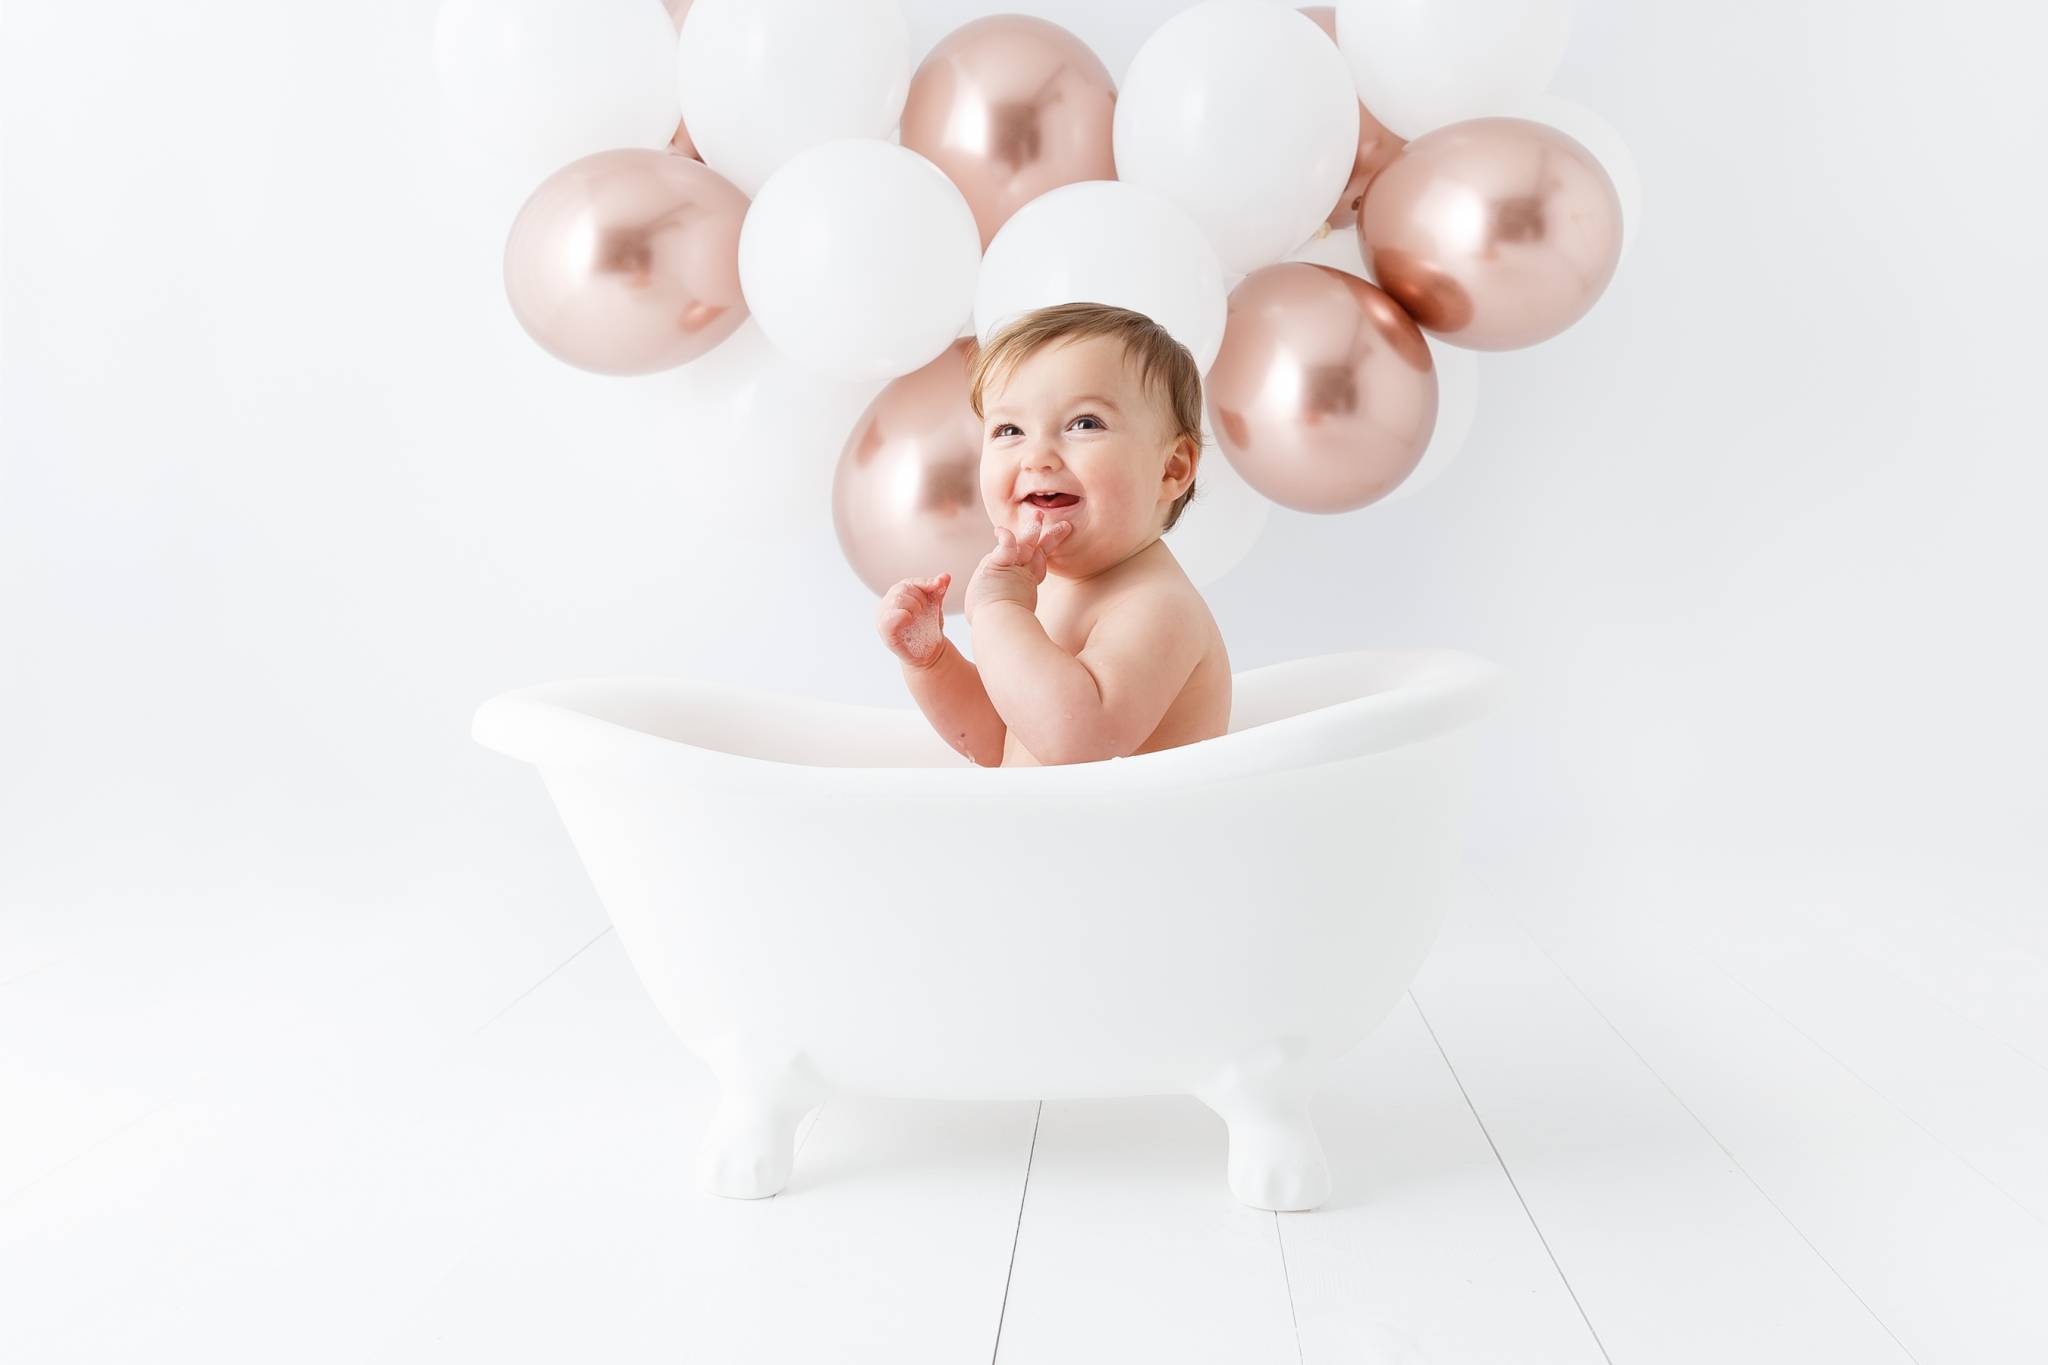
[
  {"left": 834, "top": 337, "right": 990, "bottom": 616},
  {"left": 1358, "top": 116, "right": 1623, "bottom": 351},
  {"left": 1206, "top": 262, "right": 1438, "bottom": 513},
  {"left": 503, "top": 148, "right": 749, "bottom": 376},
  {"left": 900, "top": 15, "right": 1117, "bottom": 251},
  {"left": 665, "top": 0, "right": 699, "bottom": 159},
  {"left": 1299, "top": 6, "right": 1406, "bottom": 231}
]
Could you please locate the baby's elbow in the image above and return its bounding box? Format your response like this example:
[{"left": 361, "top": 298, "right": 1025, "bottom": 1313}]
[
  {"left": 1038, "top": 722, "right": 1127, "bottom": 767},
  {"left": 966, "top": 728, "right": 1007, "bottom": 767}
]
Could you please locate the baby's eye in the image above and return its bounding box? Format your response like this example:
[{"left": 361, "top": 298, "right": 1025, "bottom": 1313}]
[
  {"left": 1071, "top": 414, "right": 1104, "bottom": 430},
  {"left": 991, "top": 422, "right": 1019, "bottom": 438}
]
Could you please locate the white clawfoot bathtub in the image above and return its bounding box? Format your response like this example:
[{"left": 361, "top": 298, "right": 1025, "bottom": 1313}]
[{"left": 472, "top": 648, "right": 1501, "bottom": 1211}]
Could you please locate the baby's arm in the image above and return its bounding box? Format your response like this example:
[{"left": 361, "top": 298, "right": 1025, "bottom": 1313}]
[
  {"left": 974, "top": 586, "right": 1203, "bottom": 765},
  {"left": 877, "top": 571, "right": 1007, "bottom": 766},
  {"left": 901, "top": 637, "right": 1008, "bottom": 766}
]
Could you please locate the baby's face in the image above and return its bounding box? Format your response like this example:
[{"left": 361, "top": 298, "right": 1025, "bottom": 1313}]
[{"left": 979, "top": 335, "right": 1192, "bottom": 580}]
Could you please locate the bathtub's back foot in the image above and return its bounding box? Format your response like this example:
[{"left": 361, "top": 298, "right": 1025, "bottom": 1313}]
[
  {"left": 694, "top": 1041, "right": 830, "bottom": 1200},
  {"left": 1194, "top": 1049, "right": 1332, "bottom": 1212},
  {"left": 698, "top": 1092, "right": 819, "bottom": 1199}
]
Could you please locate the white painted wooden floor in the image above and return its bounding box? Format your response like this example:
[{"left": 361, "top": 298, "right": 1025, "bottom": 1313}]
[{"left": 3, "top": 887, "right": 2043, "bottom": 1364}]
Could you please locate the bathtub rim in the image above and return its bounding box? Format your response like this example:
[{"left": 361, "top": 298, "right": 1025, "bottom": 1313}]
[{"left": 471, "top": 647, "right": 1504, "bottom": 800}]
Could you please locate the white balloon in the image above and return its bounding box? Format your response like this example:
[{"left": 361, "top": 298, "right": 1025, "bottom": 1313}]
[
  {"left": 434, "top": 0, "right": 678, "bottom": 186},
  {"left": 976, "top": 180, "right": 1229, "bottom": 376},
  {"left": 1516, "top": 94, "right": 1642, "bottom": 268},
  {"left": 678, "top": 0, "right": 911, "bottom": 198},
  {"left": 738, "top": 139, "right": 982, "bottom": 382},
  {"left": 1334, "top": 0, "right": 1577, "bottom": 139},
  {"left": 1379, "top": 339, "right": 1480, "bottom": 505},
  {"left": 1173, "top": 415, "right": 1271, "bottom": 587},
  {"left": 691, "top": 320, "right": 885, "bottom": 508},
  {"left": 630, "top": 318, "right": 889, "bottom": 630},
  {"left": 1114, "top": 0, "right": 1360, "bottom": 277}
]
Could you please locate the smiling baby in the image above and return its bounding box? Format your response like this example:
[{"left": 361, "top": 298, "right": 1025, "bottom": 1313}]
[{"left": 875, "top": 301, "right": 1232, "bottom": 766}]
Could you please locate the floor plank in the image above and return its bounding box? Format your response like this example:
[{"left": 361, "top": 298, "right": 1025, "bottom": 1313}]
[
  {"left": 1410, "top": 906, "right": 1917, "bottom": 1365},
  {"left": 0, "top": 900, "right": 67, "bottom": 983},
  {"left": 1282, "top": 993, "right": 1609, "bottom": 1364},
  {"left": 0, "top": 889, "right": 606, "bottom": 1200},
  {"left": 1687, "top": 909, "right": 2048, "bottom": 1225},
  {"left": 1547, "top": 924, "right": 2048, "bottom": 1365},
  {"left": 991, "top": 1094, "right": 1299, "bottom": 1365},
  {"left": 0, "top": 968, "right": 160, "bottom": 1202}
]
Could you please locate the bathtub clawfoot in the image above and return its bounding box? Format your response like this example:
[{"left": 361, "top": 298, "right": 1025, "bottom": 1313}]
[
  {"left": 1195, "top": 1048, "right": 1332, "bottom": 1212},
  {"left": 694, "top": 1043, "right": 829, "bottom": 1200}
]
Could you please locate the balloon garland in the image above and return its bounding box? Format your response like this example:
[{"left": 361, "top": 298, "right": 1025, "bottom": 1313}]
[{"left": 437, "top": 0, "right": 1626, "bottom": 602}]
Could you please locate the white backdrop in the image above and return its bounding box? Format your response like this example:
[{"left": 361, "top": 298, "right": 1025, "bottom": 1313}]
[{"left": 4, "top": 2, "right": 2042, "bottom": 991}]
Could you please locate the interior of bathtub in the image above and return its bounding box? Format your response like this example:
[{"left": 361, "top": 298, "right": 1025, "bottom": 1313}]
[{"left": 506, "top": 649, "right": 1494, "bottom": 771}]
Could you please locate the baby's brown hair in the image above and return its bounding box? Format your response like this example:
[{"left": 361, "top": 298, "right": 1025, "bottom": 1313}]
[{"left": 967, "top": 301, "right": 1205, "bottom": 534}]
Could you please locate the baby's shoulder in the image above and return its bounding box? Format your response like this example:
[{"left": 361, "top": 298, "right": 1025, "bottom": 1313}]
[
  {"left": 1083, "top": 567, "right": 1219, "bottom": 655},
  {"left": 1092, "top": 565, "right": 1203, "bottom": 617}
]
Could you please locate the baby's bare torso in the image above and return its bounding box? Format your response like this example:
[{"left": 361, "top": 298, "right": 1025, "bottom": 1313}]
[{"left": 998, "top": 554, "right": 1232, "bottom": 767}]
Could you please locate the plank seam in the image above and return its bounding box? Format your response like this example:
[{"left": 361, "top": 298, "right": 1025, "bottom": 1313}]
[
  {"left": 1409, "top": 989, "right": 1617, "bottom": 1365},
  {"left": 988, "top": 1099, "right": 1043, "bottom": 1365},
  {"left": 471, "top": 924, "right": 614, "bottom": 1036},
  {"left": 1274, "top": 1213, "right": 1304, "bottom": 1365}
]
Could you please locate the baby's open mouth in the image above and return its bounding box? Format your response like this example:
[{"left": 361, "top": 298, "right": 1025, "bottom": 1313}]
[{"left": 1023, "top": 492, "right": 1082, "bottom": 510}]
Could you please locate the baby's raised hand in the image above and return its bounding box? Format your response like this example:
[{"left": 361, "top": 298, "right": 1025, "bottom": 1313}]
[
  {"left": 965, "top": 511, "right": 1074, "bottom": 624},
  {"left": 876, "top": 572, "right": 951, "bottom": 669}
]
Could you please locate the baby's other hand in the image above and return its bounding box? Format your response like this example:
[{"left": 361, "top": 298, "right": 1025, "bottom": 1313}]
[
  {"left": 965, "top": 511, "right": 1073, "bottom": 625},
  {"left": 877, "top": 572, "right": 951, "bottom": 669}
]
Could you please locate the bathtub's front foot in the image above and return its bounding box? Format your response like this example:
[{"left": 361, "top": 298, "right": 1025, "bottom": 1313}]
[
  {"left": 1195, "top": 1046, "right": 1332, "bottom": 1212},
  {"left": 694, "top": 1041, "right": 829, "bottom": 1200}
]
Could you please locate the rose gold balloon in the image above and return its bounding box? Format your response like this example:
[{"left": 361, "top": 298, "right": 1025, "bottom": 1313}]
[
  {"left": 1299, "top": 6, "right": 1405, "bottom": 231},
  {"left": 503, "top": 148, "right": 749, "bottom": 376},
  {"left": 1206, "top": 262, "right": 1437, "bottom": 513},
  {"left": 834, "top": 337, "right": 991, "bottom": 615},
  {"left": 665, "top": 0, "right": 700, "bottom": 159},
  {"left": 900, "top": 15, "right": 1117, "bottom": 251},
  {"left": 1358, "top": 116, "right": 1623, "bottom": 351}
]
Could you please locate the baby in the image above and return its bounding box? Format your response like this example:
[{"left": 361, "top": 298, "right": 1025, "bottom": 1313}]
[{"left": 874, "top": 301, "right": 1232, "bottom": 766}]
